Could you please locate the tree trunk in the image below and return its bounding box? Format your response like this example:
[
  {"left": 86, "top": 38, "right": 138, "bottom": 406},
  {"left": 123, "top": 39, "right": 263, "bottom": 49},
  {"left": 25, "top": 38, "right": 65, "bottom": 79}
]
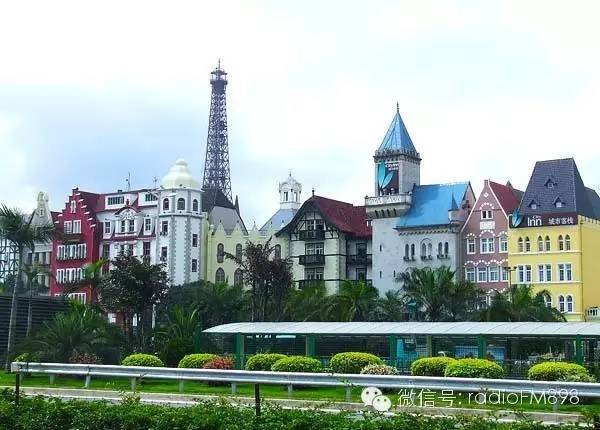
[
  {"left": 26, "top": 245, "right": 35, "bottom": 338},
  {"left": 5, "top": 245, "right": 23, "bottom": 371}
]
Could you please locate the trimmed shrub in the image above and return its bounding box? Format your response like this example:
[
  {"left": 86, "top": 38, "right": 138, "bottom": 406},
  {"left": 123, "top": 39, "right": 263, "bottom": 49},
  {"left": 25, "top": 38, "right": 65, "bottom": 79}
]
[
  {"left": 271, "top": 356, "right": 322, "bottom": 373},
  {"left": 330, "top": 352, "right": 383, "bottom": 374},
  {"left": 444, "top": 358, "right": 504, "bottom": 379},
  {"left": 360, "top": 363, "right": 399, "bottom": 375},
  {"left": 245, "top": 353, "right": 287, "bottom": 371},
  {"left": 69, "top": 351, "right": 102, "bottom": 365},
  {"left": 411, "top": 357, "right": 457, "bottom": 376},
  {"left": 203, "top": 356, "right": 234, "bottom": 370},
  {"left": 528, "top": 361, "right": 594, "bottom": 382},
  {"left": 122, "top": 353, "right": 164, "bottom": 367},
  {"left": 178, "top": 353, "right": 218, "bottom": 369}
]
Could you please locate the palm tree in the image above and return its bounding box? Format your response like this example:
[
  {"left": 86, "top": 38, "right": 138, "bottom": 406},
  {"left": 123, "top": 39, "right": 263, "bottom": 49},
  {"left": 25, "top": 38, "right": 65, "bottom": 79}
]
[
  {"left": 329, "top": 280, "right": 379, "bottom": 321},
  {"left": 22, "top": 263, "right": 51, "bottom": 337},
  {"left": 398, "top": 266, "right": 455, "bottom": 321},
  {"left": 284, "top": 282, "right": 330, "bottom": 321},
  {"left": 196, "top": 282, "right": 250, "bottom": 328},
  {"left": 62, "top": 259, "right": 107, "bottom": 301},
  {"left": 482, "top": 284, "right": 565, "bottom": 322},
  {"left": 373, "top": 290, "right": 406, "bottom": 321},
  {"left": 0, "top": 205, "right": 54, "bottom": 370},
  {"left": 155, "top": 305, "right": 200, "bottom": 366}
]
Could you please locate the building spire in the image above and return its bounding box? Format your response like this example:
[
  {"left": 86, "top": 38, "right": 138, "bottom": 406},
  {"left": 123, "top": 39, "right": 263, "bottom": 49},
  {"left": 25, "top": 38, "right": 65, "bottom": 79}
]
[{"left": 396, "top": 101, "right": 399, "bottom": 113}]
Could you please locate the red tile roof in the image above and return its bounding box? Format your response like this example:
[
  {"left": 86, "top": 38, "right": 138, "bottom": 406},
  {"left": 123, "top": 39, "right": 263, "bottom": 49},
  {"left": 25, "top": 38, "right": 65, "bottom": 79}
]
[
  {"left": 311, "top": 195, "right": 372, "bottom": 238},
  {"left": 489, "top": 181, "right": 521, "bottom": 215}
]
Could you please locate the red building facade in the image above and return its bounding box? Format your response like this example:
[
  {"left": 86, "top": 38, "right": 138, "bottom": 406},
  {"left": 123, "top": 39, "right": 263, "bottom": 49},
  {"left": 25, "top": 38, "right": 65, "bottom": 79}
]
[{"left": 49, "top": 188, "right": 101, "bottom": 303}]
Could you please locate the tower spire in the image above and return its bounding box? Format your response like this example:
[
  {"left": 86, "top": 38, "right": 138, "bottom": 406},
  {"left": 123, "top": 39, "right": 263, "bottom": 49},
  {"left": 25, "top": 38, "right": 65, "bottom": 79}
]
[{"left": 202, "top": 60, "right": 232, "bottom": 202}]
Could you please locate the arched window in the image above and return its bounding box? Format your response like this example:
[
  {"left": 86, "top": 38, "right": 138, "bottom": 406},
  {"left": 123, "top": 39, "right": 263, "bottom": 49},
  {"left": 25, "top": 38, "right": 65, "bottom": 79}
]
[
  {"left": 444, "top": 242, "right": 449, "bottom": 255},
  {"left": 234, "top": 269, "right": 243, "bottom": 287},
  {"left": 177, "top": 198, "right": 185, "bottom": 211},
  {"left": 438, "top": 242, "right": 443, "bottom": 257},
  {"left": 404, "top": 244, "right": 410, "bottom": 258},
  {"left": 518, "top": 237, "right": 524, "bottom": 253},
  {"left": 524, "top": 237, "right": 531, "bottom": 252},
  {"left": 162, "top": 198, "right": 170, "bottom": 211},
  {"left": 217, "top": 243, "right": 224, "bottom": 263},
  {"left": 545, "top": 235, "right": 551, "bottom": 251},
  {"left": 565, "top": 235, "right": 571, "bottom": 251},
  {"left": 427, "top": 243, "right": 432, "bottom": 257},
  {"left": 558, "top": 295, "right": 565, "bottom": 312},
  {"left": 410, "top": 244, "right": 415, "bottom": 259},
  {"left": 558, "top": 235, "right": 564, "bottom": 251},
  {"left": 543, "top": 294, "right": 552, "bottom": 308},
  {"left": 236, "top": 243, "right": 243, "bottom": 261},
  {"left": 537, "top": 236, "right": 544, "bottom": 252},
  {"left": 421, "top": 243, "right": 427, "bottom": 257},
  {"left": 566, "top": 295, "right": 573, "bottom": 313},
  {"left": 192, "top": 199, "right": 199, "bottom": 212},
  {"left": 274, "top": 244, "right": 281, "bottom": 259},
  {"left": 215, "top": 268, "right": 225, "bottom": 284}
]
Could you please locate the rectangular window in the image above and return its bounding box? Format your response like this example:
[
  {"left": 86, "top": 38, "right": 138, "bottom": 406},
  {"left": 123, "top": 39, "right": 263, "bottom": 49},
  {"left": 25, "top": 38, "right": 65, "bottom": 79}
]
[
  {"left": 73, "top": 220, "right": 81, "bottom": 234},
  {"left": 144, "top": 218, "right": 152, "bottom": 232},
  {"left": 128, "top": 219, "right": 135, "bottom": 233},
  {"left": 68, "top": 292, "right": 87, "bottom": 304},
  {"left": 538, "top": 264, "right": 552, "bottom": 282},
  {"left": 558, "top": 263, "right": 573, "bottom": 281},
  {"left": 465, "top": 267, "right": 475, "bottom": 283},
  {"left": 499, "top": 236, "right": 508, "bottom": 253},
  {"left": 192, "top": 234, "right": 198, "bottom": 247},
  {"left": 481, "top": 210, "right": 493, "bottom": 220},
  {"left": 161, "top": 246, "right": 168, "bottom": 261},
  {"left": 306, "top": 242, "right": 324, "bottom": 255},
  {"left": 517, "top": 265, "right": 532, "bottom": 283},
  {"left": 477, "top": 267, "right": 488, "bottom": 282},
  {"left": 305, "top": 267, "right": 324, "bottom": 280},
  {"left": 70, "top": 200, "right": 77, "bottom": 213},
  {"left": 501, "top": 267, "right": 509, "bottom": 282},
  {"left": 480, "top": 238, "right": 495, "bottom": 254},
  {"left": 161, "top": 221, "right": 168, "bottom": 235},
  {"left": 143, "top": 242, "right": 150, "bottom": 256},
  {"left": 145, "top": 193, "right": 157, "bottom": 202},
  {"left": 120, "top": 220, "right": 126, "bottom": 233},
  {"left": 104, "top": 221, "right": 111, "bottom": 234},
  {"left": 64, "top": 221, "right": 72, "bottom": 234},
  {"left": 191, "top": 259, "right": 198, "bottom": 272},
  {"left": 102, "top": 244, "right": 110, "bottom": 259},
  {"left": 489, "top": 266, "right": 499, "bottom": 282},
  {"left": 107, "top": 196, "right": 125, "bottom": 206},
  {"left": 127, "top": 244, "right": 134, "bottom": 256},
  {"left": 466, "top": 238, "right": 475, "bottom": 254}
]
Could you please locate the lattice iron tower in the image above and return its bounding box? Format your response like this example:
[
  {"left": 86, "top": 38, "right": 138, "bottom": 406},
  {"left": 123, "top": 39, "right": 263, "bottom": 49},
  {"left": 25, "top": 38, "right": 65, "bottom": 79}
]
[{"left": 202, "top": 61, "right": 232, "bottom": 202}]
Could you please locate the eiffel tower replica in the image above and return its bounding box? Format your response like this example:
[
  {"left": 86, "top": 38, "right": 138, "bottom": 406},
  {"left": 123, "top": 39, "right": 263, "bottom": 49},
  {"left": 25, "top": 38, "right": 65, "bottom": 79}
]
[{"left": 202, "top": 60, "right": 233, "bottom": 207}]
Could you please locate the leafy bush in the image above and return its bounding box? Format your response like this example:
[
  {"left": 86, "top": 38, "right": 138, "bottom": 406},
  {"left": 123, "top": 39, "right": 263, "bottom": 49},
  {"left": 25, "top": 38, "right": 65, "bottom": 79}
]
[
  {"left": 360, "top": 363, "right": 399, "bottom": 375},
  {"left": 444, "top": 358, "right": 504, "bottom": 379},
  {"left": 160, "top": 337, "right": 193, "bottom": 367},
  {"left": 203, "top": 356, "right": 234, "bottom": 370},
  {"left": 271, "top": 356, "right": 322, "bottom": 373},
  {"left": 528, "top": 361, "right": 593, "bottom": 382},
  {"left": 122, "top": 353, "right": 164, "bottom": 367},
  {"left": 411, "top": 357, "right": 457, "bottom": 376},
  {"left": 178, "top": 353, "right": 218, "bottom": 369},
  {"left": 69, "top": 351, "right": 102, "bottom": 364},
  {"left": 330, "top": 352, "right": 383, "bottom": 374},
  {"left": 13, "top": 352, "right": 37, "bottom": 363},
  {"left": 244, "top": 353, "right": 287, "bottom": 371}
]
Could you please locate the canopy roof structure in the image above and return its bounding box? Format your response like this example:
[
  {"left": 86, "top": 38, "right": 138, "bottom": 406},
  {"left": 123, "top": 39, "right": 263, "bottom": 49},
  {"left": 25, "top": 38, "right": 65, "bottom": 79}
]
[{"left": 204, "top": 321, "right": 600, "bottom": 337}]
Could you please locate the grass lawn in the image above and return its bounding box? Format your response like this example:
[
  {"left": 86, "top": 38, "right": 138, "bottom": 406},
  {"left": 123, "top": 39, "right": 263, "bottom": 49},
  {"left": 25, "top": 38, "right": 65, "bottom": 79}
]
[{"left": 1, "top": 371, "right": 599, "bottom": 414}]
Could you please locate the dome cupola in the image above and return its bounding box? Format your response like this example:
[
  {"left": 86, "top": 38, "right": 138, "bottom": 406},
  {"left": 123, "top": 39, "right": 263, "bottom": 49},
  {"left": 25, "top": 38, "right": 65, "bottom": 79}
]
[{"left": 161, "top": 159, "right": 201, "bottom": 189}]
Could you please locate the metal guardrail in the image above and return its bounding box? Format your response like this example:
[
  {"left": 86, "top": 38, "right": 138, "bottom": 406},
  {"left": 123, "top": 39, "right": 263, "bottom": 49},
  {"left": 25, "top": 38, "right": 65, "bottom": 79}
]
[{"left": 11, "top": 361, "right": 600, "bottom": 398}]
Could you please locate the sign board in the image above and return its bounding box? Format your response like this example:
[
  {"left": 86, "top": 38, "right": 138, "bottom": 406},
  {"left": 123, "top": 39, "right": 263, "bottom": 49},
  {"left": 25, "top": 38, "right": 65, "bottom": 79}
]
[
  {"left": 377, "top": 161, "right": 399, "bottom": 196},
  {"left": 510, "top": 210, "right": 578, "bottom": 228}
]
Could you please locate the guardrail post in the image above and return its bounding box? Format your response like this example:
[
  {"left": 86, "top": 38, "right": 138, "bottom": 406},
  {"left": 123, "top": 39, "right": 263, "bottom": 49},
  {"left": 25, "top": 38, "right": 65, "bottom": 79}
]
[
  {"left": 15, "top": 371, "right": 20, "bottom": 405},
  {"left": 84, "top": 375, "right": 91, "bottom": 389},
  {"left": 234, "top": 333, "right": 245, "bottom": 370},
  {"left": 130, "top": 377, "right": 137, "bottom": 391},
  {"left": 231, "top": 382, "right": 237, "bottom": 395},
  {"left": 179, "top": 380, "right": 185, "bottom": 393},
  {"left": 575, "top": 335, "right": 583, "bottom": 364},
  {"left": 254, "top": 384, "right": 261, "bottom": 416},
  {"left": 287, "top": 384, "right": 293, "bottom": 398},
  {"left": 49, "top": 374, "right": 55, "bottom": 385},
  {"left": 388, "top": 335, "right": 398, "bottom": 367},
  {"left": 305, "top": 334, "right": 316, "bottom": 357},
  {"left": 477, "top": 335, "right": 487, "bottom": 359},
  {"left": 345, "top": 386, "right": 352, "bottom": 402}
]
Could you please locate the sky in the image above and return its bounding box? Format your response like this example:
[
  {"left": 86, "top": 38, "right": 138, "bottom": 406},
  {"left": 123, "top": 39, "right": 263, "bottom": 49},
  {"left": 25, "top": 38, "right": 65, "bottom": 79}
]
[{"left": 1, "top": 1, "right": 599, "bottom": 226}]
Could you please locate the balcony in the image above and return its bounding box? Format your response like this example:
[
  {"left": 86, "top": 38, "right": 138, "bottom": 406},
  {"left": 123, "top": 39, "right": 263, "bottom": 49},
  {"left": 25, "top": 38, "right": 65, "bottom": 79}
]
[
  {"left": 347, "top": 254, "right": 372, "bottom": 265},
  {"left": 298, "top": 279, "right": 322, "bottom": 289},
  {"left": 586, "top": 308, "right": 600, "bottom": 321},
  {"left": 61, "top": 233, "right": 82, "bottom": 243},
  {"left": 299, "top": 230, "right": 325, "bottom": 241},
  {"left": 365, "top": 193, "right": 412, "bottom": 219},
  {"left": 299, "top": 254, "right": 325, "bottom": 265}
]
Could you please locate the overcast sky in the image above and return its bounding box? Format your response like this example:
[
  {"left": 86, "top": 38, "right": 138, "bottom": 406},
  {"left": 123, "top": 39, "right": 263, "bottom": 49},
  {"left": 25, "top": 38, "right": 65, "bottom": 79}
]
[{"left": 1, "top": 1, "right": 599, "bottom": 226}]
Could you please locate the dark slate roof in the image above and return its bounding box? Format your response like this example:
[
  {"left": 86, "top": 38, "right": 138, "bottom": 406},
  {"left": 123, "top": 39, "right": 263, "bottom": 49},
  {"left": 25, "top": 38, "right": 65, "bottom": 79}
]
[
  {"left": 519, "top": 158, "right": 599, "bottom": 219},
  {"left": 259, "top": 208, "right": 298, "bottom": 233},
  {"left": 585, "top": 187, "right": 600, "bottom": 218},
  {"left": 202, "top": 188, "right": 235, "bottom": 213},
  {"left": 375, "top": 107, "right": 420, "bottom": 159},
  {"left": 278, "top": 195, "right": 371, "bottom": 238},
  {"left": 489, "top": 181, "right": 521, "bottom": 215},
  {"left": 395, "top": 183, "right": 470, "bottom": 229}
]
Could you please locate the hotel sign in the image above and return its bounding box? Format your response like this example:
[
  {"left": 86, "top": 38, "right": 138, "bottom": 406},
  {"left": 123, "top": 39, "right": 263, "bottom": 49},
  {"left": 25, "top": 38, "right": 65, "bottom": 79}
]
[{"left": 510, "top": 210, "right": 577, "bottom": 228}]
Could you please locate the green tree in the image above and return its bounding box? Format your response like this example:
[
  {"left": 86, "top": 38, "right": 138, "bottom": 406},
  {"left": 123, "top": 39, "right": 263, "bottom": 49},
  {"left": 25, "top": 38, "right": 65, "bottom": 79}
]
[
  {"left": 155, "top": 305, "right": 199, "bottom": 366},
  {"left": 284, "top": 282, "right": 330, "bottom": 321},
  {"left": 0, "top": 205, "right": 54, "bottom": 371},
  {"left": 373, "top": 290, "right": 406, "bottom": 321},
  {"left": 22, "top": 263, "right": 51, "bottom": 337},
  {"left": 97, "top": 255, "right": 168, "bottom": 350},
  {"left": 481, "top": 284, "right": 565, "bottom": 322},
  {"left": 328, "top": 280, "right": 379, "bottom": 321},
  {"left": 62, "top": 259, "right": 107, "bottom": 301}
]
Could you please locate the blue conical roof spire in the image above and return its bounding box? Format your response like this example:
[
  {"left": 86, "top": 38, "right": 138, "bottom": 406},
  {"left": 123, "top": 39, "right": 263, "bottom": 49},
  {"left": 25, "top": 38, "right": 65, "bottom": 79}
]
[{"left": 375, "top": 105, "right": 419, "bottom": 158}]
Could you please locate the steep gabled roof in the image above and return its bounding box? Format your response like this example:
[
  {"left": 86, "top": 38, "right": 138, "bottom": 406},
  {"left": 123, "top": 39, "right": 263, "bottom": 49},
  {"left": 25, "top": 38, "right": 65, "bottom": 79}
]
[
  {"left": 278, "top": 195, "right": 371, "bottom": 238},
  {"left": 375, "top": 106, "right": 420, "bottom": 158},
  {"left": 202, "top": 188, "right": 235, "bottom": 213},
  {"left": 519, "top": 158, "right": 598, "bottom": 219},
  {"left": 395, "top": 182, "right": 471, "bottom": 229},
  {"left": 489, "top": 181, "right": 521, "bottom": 215},
  {"left": 259, "top": 208, "right": 298, "bottom": 233}
]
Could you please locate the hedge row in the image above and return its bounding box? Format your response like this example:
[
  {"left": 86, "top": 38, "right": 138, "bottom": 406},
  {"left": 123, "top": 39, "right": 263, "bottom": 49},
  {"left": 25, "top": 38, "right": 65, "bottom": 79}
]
[{"left": 0, "top": 392, "right": 581, "bottom": 430}]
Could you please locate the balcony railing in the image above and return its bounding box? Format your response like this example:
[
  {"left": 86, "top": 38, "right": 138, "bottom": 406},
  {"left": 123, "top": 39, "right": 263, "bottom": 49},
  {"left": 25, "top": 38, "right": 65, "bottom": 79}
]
[
  {"left": 298, "top": 230, "right": 325, "bottom": 240},
  {"left": 346, "top": 254, "right": 372, "bottom": 265},
  {"left": 298, "top": 254, "right": 325, "bottom": 265},
  {"left": 365, "top": 193, "right": 412, "bottom": 207},
  {"left": 298, "top": 279, "right": 322, "bottom": 289},
  {"left": 586, "top": 307, "right": 600, "bottom": 321},
  {"left": 60, "top": 233, "right": 82, "bottom": 243}
]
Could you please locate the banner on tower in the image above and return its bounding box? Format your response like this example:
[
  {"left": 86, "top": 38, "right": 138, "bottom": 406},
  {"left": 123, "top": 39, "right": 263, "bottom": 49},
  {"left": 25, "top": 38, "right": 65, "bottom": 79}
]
[{"left": 377, "top": 161, "right": 399, "bottom": 196}]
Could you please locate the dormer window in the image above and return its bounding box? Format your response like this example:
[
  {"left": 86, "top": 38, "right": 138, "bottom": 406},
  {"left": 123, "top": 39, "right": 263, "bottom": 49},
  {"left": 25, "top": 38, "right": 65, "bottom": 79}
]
[
  {"left": 528, "top": 200, "right": 538, "bottom": 210},
  {"left": 554, "top": 197, "right": 564, "bottom": 208},
  {"left": 544, "top": 178, "right": 557, "bottom": 188}
]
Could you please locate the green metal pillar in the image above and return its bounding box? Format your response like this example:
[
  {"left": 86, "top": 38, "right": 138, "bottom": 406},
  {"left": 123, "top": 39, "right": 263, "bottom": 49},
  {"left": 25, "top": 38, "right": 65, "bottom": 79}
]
[
  {"left": 477, "top": 335, "right": 487, "bottom": 359},
  {"left": 234, "top": 333, "right": 245, "bottom": 370},
  {"left": 575, "top": 336, "right": 584, "bottom": 364},
  {"left": 305, "top": 335, "right": 316, "bottom": 357},
  {"left": 388, "top": 335, "right": 398, "bottom": 366},
  {"left": 426, "top": 336, "right": 433, "bottom": 357}
]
